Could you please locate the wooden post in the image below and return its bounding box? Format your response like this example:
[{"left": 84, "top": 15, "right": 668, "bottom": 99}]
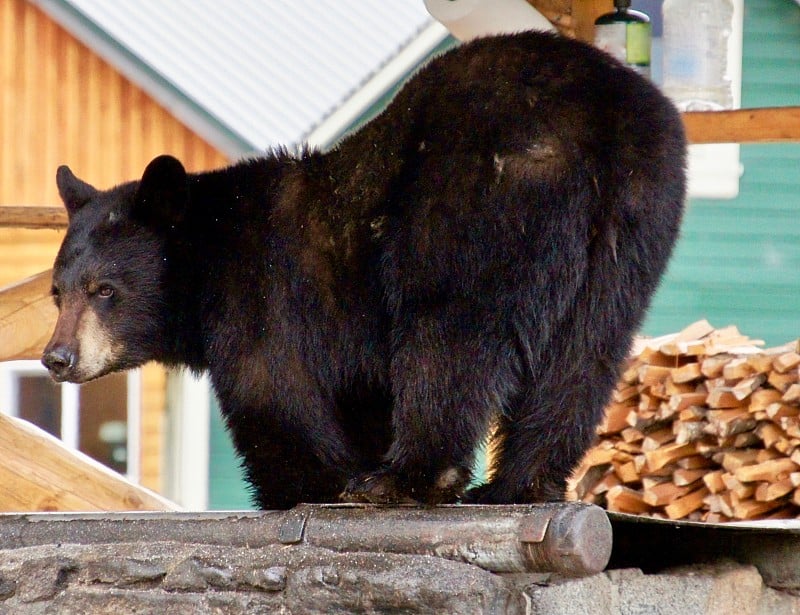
[{"left": 0, "top": 270, "right": 57, "bottom": 361}]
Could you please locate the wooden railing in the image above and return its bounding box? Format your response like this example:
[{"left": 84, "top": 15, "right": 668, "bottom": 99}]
[{"left": 683, "top": 107, "right": 800, "bottom": 144}]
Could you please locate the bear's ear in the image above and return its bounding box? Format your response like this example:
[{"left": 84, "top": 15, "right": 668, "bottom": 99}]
[
  {"left": 56, "top": 165, "right": 98, "bottom": 219},
  {"left": 134, "top": 155, "right": 189, "bottom": 229}
]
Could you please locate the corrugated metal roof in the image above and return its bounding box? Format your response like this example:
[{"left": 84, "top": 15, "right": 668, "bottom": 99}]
[{"left": 33, "top": 0, "right": 443, "bottom": 157}]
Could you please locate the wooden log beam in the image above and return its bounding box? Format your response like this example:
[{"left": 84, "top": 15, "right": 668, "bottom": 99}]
[
  {"left": 0, "top": 270, "right": 57, "bottom": 361},
  {"left": 0, "top": 412, "right": 178, "bottom": 512},
  {"left": 0, "top": 503, "right": 611, "bottom": 576},
  {"left": 0, "top": 206, "right": 67, "bottom": 229},
  {"left": 683, "top": 107, "right": 800, "bottom": 144}
]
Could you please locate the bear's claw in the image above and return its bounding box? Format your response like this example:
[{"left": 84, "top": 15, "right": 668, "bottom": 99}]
[{"left": 340, "top": 470, "right": 419, "bottom": 505}]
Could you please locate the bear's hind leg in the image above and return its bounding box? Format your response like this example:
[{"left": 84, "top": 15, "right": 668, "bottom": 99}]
[
  {"left": 466, "top": 356, "right": 618, "bottom": 504},
  {"left": 342, "top": 314, "right": 517, "bottom": 505}
]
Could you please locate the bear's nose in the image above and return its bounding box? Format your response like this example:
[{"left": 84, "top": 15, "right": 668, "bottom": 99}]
[{"left": 42, "top": 347, "right": 76, "bottom": 380}]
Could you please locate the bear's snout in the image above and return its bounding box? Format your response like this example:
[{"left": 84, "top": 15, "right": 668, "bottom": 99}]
[{"left": 42, "top": 345, "right": 77, "bottom": 382}]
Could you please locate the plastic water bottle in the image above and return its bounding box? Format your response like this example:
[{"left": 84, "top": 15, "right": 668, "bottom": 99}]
[
  {"left": 594, "top": 0, "right": 651, "bottom": 77},
  {"left": 662, "top": 0, "right": 737, "bottom": 111}
]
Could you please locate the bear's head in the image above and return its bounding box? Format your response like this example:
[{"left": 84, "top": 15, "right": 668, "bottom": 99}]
[{"left": 42, "top": 155, "right": 189, "bottom": 383}]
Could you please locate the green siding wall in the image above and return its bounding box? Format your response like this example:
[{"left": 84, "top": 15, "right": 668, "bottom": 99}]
[
  {"left": 642, "top": 0, "right": 800, "bottom": 345},
  {"left": 207, "top": 395, "right": 255, "bottom": 510}
]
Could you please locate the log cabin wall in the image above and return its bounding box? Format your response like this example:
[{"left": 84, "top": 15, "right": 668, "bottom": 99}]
[{"left": 0, "top": 0, "right": 230, "bottom": 493}]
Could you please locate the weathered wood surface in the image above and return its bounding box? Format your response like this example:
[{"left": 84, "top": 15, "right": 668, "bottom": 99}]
[
  {"left": 0, "top": 270, "right": 57, "bottom": 361},
  {"left": 0, "top": 503, "right": 610, "bottom": 576},
  {"left": 528, "top": 0, "right": 612, "bottom": 41},
  {"left": 0, "top": 412, "right": 178, "bottom": 512},
  {"left": 0, "top": 206, "right": 67, "bottom": 229},
  {"left": 683, "top": 107, "right": 800, "bottom": 144}
]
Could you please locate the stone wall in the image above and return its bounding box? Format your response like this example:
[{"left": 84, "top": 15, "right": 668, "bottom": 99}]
[
  {"left": 2, "top": 544, "right": 799, "bottom": 614},
  {"left": 0, "top": 510, "right": 799, "bottom": 614}
]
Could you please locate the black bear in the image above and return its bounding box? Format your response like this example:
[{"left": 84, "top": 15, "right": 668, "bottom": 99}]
[{"left": 43, "top": 32, "right": 686, "bottom": 509}]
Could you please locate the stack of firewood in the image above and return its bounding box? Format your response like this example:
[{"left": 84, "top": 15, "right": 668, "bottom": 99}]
[{"left": 568, "top": 320, "right": 800, "bottom": 522}]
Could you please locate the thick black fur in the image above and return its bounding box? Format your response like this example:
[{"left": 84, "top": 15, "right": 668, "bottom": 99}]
[{"left": 47, "top": 32, "right": 686, "bottom": 509}]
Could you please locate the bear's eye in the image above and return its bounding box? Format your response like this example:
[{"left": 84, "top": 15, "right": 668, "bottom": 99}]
[{"left": 96, "top": 284, "right": 115, "bottom": 299}]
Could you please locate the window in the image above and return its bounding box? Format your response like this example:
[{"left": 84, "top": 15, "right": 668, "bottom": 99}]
[{"left": 0, "top": 361, "right": 141, "bottom": 481}]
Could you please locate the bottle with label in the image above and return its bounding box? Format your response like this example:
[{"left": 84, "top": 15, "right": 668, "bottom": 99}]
[
  {"left": 594, "top": 0, "right": 651, "bottom": 77},
  {"left": 662, "top": 0, "right": 738, "bottom": 111}
]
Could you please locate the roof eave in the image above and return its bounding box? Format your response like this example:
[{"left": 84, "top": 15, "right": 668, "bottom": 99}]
[{"left": 303, "top": 20, "right": 450, "bottom": 151}]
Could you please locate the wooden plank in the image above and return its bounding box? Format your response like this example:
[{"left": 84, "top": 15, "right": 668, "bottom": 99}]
[
  {"left": 706, "top": 387, "right": 747, "bottom": 409},
  {"left": 734, "top": 458, "right": 799, "bottom": 483},
  {"left": 645, "top": 442, "right": 697, "bottom": 472},
  {"left": 668, "top": 391, "right": 707, "bottom": 412},
  {"left": 672, "top": 467, "right": 705, "bottom": 487},
  {"left": 598, "top": 402, "right": 633, "bottom": 435},
  {"left": 0, "top": 206, "right": 67, "bottom": 229},
  {"left": 643, "top": 481, "right": 690, "bottom": 507},
  {"left": 664, "top": 486, "right": 709, "bottom": 520},
  {"left": 606, "top": 485, "right": 651, "bottom": 514},
  {"left": 527, "top": 1, "right": 614, "bottom": 41},
  {"left": 571, "top": 0, "right": 613, "bottom": 42},
  {"left": 773, "top": 351, "right": 800, "bottom": 374},
  {"left": 723, "top": 358, "right": 753, "bottom": 381},
  {"left": 755, "top": 478, "right": 793, "bottom": 502},
  {"left": 672, "top": 319, "right": 715, "bottom": 344},
  {"left": 527, "top": 1, "right": 574, "bottom": 37},
  {"left": 638, "top": 365, "right": 672, "bottom": 387},
  {"left": 703, "top": 470, "right": 726, "bottom": 494},
  {"left": 683, "top": 107, "right": 800, "bottom": 144},
  {"left": 732, "top": 374, "right": 766, "bottom": 401},
  {"left": 613, "top": 460, "right": 639, "bottom": 484},
  {"left": 0, "top": 270, "right": 57, "bottom": 361},
  {"left": 732, "top": 497, "right": 784, "bottom": 521},
  {"left": 0, "top": 412, "right": 178, "bottom": 512},
  {"left": 641, "top": 427, "right": 675, "bottom": 452},
  {"left": 670, "top": 363, "right": 703, "bottom": 384},
  {"left": 749, "top": 389, "right": 783, "bottom": 413}
]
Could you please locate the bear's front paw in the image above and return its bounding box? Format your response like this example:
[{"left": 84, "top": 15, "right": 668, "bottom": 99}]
[{"left": 340, "top": 469, "right": 418, "bottom": 505}]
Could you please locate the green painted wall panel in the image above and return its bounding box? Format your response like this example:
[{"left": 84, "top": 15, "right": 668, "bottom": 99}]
[
  {"left": 643, "top": 0, "right": 800, "bottom": 346},
  {"left": 207, "top": 395, "right": 255, "bottom": 510}
]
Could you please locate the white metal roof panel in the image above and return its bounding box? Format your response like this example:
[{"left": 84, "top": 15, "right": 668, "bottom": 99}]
[{"left": 42, "top": 0, "right": 439, "bottom": 156}]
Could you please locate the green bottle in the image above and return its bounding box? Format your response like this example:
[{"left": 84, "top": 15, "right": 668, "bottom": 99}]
[{"left": 594, "top": 0, "right": 651, "bottom": 77}]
